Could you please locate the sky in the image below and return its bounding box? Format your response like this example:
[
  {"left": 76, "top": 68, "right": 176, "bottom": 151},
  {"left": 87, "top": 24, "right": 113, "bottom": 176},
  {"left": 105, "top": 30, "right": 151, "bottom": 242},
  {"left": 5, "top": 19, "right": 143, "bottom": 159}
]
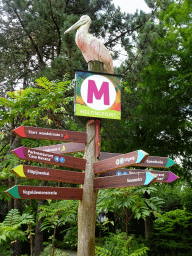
[{"left": 112, "top": 0, "right": 151, "bottom": 14}]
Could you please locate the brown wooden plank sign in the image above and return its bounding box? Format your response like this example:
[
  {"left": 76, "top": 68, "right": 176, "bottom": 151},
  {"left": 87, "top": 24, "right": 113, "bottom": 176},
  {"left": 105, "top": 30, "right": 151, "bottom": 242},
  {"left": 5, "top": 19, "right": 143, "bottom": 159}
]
[
  {"left": 99, "top": 152, "right": 176, "bottom": 168},
  {"left": 135, "top": 156, "right": 176, "bottom": 168},
  {"left": 33, "top": 142, "right": 85, "bottom": 154},
  {"left": 94, "top": 172, "right": 156, "bottom": 190},
  {"left": 6, "top": 185, "right": 83, "bottom": 200},
  {"left": 11, "top": 165, "right": 85, "bottom": 184},
  {"left": 13, "top": 126, "right": 86, "bottom": 143},
  {"left": 99, "top": 169, "right": 179, "bottom": 183},
  {"left": 94, "top": 150, "right": 149, "bottom": 174},
  {"left": 11, "top": 147, "right": 86, "bottom": 170}
]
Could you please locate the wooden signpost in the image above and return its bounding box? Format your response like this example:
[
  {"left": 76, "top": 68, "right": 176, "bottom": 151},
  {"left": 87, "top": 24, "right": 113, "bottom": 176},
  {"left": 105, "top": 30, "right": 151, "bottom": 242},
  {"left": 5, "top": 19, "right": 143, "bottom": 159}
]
[
  {"left": 94, "top": 172, "right": 156, "bottom": 190},
  {"left": 94, "top": 150, "right": 149, "bottom": 174},
  {"left": 11, "top": 147, "right": 86, "bottom": 170},
  {"left": 99, "top": 152, "right": 176, "bottom": 168},
  {"left": 6, "top": 185, "right": 83, "bottom": 200},
  {"left": 99, "top": 169, "right": 179, "bottom": 183},
  {"left": 33, "top": 142, "right": 85, "bottom": 154},
  {"left": 11, "top": 165, "right": 85, "bottom": 184},
  {"left": 6, "top": 14, "right": 180, "bottom": 255},
  {"left": 13, "top": 126, "right": 87, "bottom": 143}
]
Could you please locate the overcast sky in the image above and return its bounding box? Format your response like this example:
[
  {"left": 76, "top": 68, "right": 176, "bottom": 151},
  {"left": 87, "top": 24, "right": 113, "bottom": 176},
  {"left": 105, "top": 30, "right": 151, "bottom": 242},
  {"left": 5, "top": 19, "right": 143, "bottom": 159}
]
[{"left": 112, "top": 0, "right": 151, "bottom": 14}]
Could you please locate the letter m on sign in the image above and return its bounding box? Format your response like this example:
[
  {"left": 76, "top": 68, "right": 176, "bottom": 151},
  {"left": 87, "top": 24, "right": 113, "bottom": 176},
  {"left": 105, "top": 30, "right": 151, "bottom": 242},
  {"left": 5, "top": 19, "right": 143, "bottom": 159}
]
[{"left": 87, "top": 80, "right": 109, "bottom": 105}]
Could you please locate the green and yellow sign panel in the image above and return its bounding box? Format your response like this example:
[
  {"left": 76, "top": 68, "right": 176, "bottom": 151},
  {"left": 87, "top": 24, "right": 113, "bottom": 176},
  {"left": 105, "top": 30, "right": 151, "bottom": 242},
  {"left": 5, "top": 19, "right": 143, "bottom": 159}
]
[{"left": 75, "top": 70, "right": 121, "bottom": 120}]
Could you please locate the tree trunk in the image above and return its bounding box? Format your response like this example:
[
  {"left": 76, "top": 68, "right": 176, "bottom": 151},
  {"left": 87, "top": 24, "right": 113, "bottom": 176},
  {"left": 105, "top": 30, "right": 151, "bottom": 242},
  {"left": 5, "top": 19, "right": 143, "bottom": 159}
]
[
  {"left": 10, "top": 239, "right": 22, "bottom": 256},
  {"left": 8, "top": 136, "right": 22, "bottom": 256},
  {"left": 33, "top": 199, "right": 45, "bottom": 256},
  {"left": 144, "top": 189, "right": 154, "bottom": 238}
]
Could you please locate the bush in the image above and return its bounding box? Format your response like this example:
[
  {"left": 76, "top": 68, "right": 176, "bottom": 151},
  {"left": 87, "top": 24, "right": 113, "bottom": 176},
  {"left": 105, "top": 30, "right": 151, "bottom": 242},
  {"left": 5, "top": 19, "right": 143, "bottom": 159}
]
[
  {"left": 146, "top": 209, "right": 192, "bottom": 256},
  {"left": 40, "top": 244, "right": 68, "bottom": 256},
  {"left": 96, "top": 231, "right": 149, "bottom": 256}
]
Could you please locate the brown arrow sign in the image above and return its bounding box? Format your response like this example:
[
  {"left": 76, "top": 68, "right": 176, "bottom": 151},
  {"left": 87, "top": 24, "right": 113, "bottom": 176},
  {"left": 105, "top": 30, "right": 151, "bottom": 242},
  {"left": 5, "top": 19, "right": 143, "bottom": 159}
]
[
  {"left": 33, "top": 142, "right": 85, "bottom": 154},
  {"left": 94, "top": 150, "right": 149, "bottom": 174},
  {"left": 6, "top": 185, "right": 83, "bottom": 200},
  {"left": 99, "top": 152, "right": 176, "bottom": 168},
  {"left": 94, "top": 172, "right": 156, "bottom": 190},
  {"left": 99, "top": 169, "right": 179, "bottom": 183},
  {"left": 13, "top": 126, "right": 87, "bottom": 143},
  {"left": 11, "top": 147, "right": 86, "bottom": 170},
  {"left": 11, "top": 165, "right": 85, "bottom": 184}
]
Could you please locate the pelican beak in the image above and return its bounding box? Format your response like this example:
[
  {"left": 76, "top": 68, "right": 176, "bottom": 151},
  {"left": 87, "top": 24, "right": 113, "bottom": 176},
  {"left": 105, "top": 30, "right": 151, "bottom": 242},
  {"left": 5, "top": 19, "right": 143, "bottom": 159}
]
[{"left": 64, "top": 19, "right": 85, "bottom": 34}]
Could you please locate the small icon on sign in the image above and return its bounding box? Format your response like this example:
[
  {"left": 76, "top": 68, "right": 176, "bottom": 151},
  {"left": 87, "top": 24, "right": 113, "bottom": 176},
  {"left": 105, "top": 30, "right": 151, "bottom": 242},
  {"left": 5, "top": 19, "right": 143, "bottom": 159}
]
[
  {"left": 60, "top": 157, "right": 65, "bottom": 163},
  {"left": 64, "top": 133, "right": 69, "bottom": 139},
  {"left": 61, "top": 146, "right": 66, "bottom": 152},
  {"left": 117, "top": 171, "right": 122, "bottom": 175},
  {"left": 120, "top": 158, "right": 124, "bottom": 165},
  {"left": 116, "top": 159, "right": 120, "bottom": 165},
  {"left": 54, "top": 156, "right": 59, "bottom": 162}
]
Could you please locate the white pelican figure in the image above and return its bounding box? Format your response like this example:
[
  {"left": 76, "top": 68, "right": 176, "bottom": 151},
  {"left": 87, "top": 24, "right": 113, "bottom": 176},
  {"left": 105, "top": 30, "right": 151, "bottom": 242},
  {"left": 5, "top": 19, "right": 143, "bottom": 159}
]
[{"left": 64, "top": 15, "right": 114, "bottom": 74}]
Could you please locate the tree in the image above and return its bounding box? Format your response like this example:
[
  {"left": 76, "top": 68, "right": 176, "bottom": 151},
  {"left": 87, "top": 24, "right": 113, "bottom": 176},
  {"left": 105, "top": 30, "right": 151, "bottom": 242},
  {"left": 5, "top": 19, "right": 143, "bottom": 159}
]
[
  {"left": 0, "top": 0, "right": 160, "bottom": 94},
  {"left": 0, "top": 77, "right": 74, "bottom": 255},
  {"left": 136, "top": 0, "right": 192, "bottom": 176},
  {"left": 147, "top": 209, "right": 192, "bottom": 256},
  {"left": 102, "top": 0, "right": 192, "bottom": 183}
]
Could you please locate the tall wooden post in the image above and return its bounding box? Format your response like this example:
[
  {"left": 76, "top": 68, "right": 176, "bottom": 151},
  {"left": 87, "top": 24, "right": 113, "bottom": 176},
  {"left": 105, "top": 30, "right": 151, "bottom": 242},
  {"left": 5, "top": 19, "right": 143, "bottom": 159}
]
[{"left": 77, "top": 61, "right": 103, "bottom": 256}]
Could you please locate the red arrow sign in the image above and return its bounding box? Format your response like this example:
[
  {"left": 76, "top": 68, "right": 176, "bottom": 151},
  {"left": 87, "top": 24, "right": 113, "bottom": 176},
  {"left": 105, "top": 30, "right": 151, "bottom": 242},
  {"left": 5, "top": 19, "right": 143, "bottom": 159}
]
[
  {"left": 6, "top": 185, "right": 83, "bottom": 200},
  {"left": 11, "top": 165, "right": 85, "bottom": 184},
  {"left": 13, "top": 126, "right": 87, "bottom": 143},
  {"left": 11, "top": 147, "right": 86, "bottom": 170},
  {"left": 94, "top": 172, "right": 156, "bottom": 190},
  {"left": 99, "top": 169, "right": 179, "bottom": 183},
  {"left": 33, "top": 142, "right": 85, "bottom": 154},
  {"left": 94, "top": 150, "right": 149, "bottom": 174}
]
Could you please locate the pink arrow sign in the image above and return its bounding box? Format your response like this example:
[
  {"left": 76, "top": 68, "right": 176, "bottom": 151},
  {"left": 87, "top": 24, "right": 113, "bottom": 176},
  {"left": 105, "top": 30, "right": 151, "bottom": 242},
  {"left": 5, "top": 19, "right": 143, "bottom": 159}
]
[
  {"left": 11, "top": 147, "right": 86, "bottom": 170},
  {"left": 99, "top": 169, "right": 179, "bottom": 183}
]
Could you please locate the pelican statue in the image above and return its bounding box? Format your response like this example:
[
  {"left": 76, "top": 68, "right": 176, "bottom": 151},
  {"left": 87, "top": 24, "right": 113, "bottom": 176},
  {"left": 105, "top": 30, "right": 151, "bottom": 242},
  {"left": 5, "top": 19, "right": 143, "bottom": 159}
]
[{"left": 64, "top": 15, "right": 114, "bottom": 74}]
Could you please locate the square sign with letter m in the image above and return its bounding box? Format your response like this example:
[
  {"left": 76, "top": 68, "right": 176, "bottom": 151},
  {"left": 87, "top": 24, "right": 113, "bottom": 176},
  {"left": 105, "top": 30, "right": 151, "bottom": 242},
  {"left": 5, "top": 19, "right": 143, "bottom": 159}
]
[{"left": 75, "top": 70, "right": 121, "bottom": 120}]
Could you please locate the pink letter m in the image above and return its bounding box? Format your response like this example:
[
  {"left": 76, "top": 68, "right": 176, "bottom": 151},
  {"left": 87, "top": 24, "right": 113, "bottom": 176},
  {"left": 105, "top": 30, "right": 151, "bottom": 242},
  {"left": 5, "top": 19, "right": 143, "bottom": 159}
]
[{"left": 87, "top": 80, "right": 110, "bottom": 105}]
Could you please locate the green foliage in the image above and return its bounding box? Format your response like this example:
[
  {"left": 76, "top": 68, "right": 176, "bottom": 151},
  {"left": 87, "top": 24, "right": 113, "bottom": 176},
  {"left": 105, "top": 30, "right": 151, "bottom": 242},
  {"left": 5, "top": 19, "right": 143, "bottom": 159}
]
[
  {"left": 150, "top": 182, "right": 184, "bottom": 213},
  {"left": 134, "top": 0, "right": 192, "bottom": 177},
  {"left": 181, "top": 185, "right": 192, "bottom": 212},
  {"left": 97, "top": 186, "right": 164, "bottom": 222},
  {"left": 96, "top": 232, "right": 149, "bottom": 256},
  {"left": 39, "top": 200, "right": 78, "bottom": 251},
  {"left": 95, "top": 246, "right": 112, "bottom": 255},
  {"left": 0, "top": 77, "right": 73, "bottom": 128},
  {"left": 63, "top": 225, "right": 78, "bottom": 249},
  {"left": 38, "top": 200, "right": 77, "bottom": 231},
  {"left": 0, "top": 208, "right": 35, "bottom": 255},
  {"left": 147, "top": 209, "right": 192, "bottom": 256},
  {"left": 40, "top": 244, "right": 69, "bottom": 256}
]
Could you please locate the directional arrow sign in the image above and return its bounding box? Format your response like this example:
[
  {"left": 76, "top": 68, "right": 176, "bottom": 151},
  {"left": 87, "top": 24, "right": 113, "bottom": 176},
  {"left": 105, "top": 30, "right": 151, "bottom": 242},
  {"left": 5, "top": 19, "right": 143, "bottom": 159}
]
[
  {"left": 99, "top": 169, "right": 179, "bottom": 183},
  {"left": 33, "top": 142, "right": 85, "bottom": 154},
  {"left": 99, "top": 152, "right": 176, "bottom": 168},
  {"left": 13, "top": 126, "right": 86, "bottom": 143},
  {"left": 94, "top": 150, "right": 149, "bottom": 174},
  {"left": 11, "top": 147, "right": 86, "bottom": 170},
  {"left": 11, "top": 165, "right": 85, "bottom": 184},
  {"left": 5, "top": 185, "right": 83, "bottom": 200},
  {"left": 94, "top": 172, "right": 156, "bottom": 190},
  {"left": 135, "top": 156, "right": 176, "bottom": 168}
]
